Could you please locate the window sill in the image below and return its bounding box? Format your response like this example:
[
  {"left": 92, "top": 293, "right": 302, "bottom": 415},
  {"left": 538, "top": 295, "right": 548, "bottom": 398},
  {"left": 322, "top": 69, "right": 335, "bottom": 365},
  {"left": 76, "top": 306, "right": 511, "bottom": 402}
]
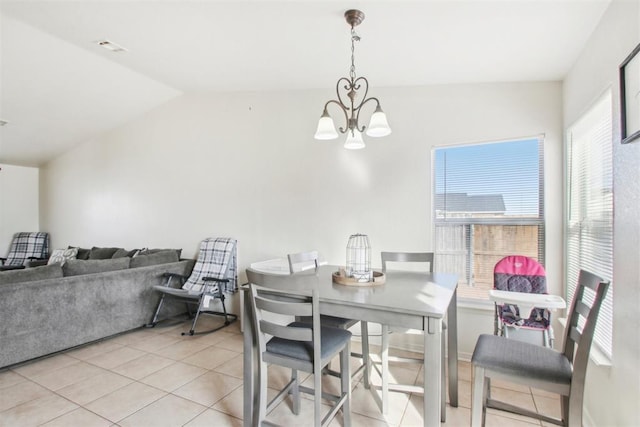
[{"left": 558, "top": 318, "right": 612, "bottom": 367}]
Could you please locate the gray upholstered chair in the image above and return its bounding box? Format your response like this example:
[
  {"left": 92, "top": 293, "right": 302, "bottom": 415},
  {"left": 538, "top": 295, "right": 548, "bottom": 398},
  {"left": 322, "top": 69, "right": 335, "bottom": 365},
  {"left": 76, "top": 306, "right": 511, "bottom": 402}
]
[
  {"left": 377, "top": 251, "right": 445, "bottom": 419},
  {"left": 246, "top": 268, "right": 351, "bottom": 427},
  {"left": 146, "top": 237, "right": 237, "bottom": 335},
  {"left": 288, "top": 251, "right": 370, "bottom": 386},
  {"left": 471, "top": 269, "right": 610, "bottom": 427},
  {"left": 0, "top": 232, "right": 49, "bottom": 270}
]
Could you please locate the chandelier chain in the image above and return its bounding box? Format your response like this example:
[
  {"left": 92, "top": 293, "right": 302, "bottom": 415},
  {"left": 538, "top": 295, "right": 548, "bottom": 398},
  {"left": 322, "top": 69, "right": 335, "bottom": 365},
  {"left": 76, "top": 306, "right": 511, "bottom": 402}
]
[{"left": 350, "top": 27, "right": 359, "bottom": 81}]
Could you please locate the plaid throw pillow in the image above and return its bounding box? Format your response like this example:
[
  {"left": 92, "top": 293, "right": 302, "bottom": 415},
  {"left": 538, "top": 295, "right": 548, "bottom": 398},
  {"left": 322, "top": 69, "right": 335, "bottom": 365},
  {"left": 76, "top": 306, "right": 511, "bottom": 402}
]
[{"left": 182, "top": 238, "right": 237, "bottom": 294}]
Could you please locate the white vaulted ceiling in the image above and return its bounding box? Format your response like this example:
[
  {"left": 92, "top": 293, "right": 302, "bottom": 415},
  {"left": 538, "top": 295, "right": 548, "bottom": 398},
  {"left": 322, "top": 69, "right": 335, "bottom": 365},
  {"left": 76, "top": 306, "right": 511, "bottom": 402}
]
[{"left": 0, "top": 0, "right": 610, "bottom": 166}]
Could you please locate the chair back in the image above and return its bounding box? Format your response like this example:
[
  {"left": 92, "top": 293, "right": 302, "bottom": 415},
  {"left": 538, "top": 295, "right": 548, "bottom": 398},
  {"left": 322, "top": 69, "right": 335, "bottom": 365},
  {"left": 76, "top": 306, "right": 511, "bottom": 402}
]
[
  {"left": 562, "top": 269, "right": 610, "bottom": 375},
  {"left": 183, "top": 238, "right": 237, "bottom": 293},
  {"left": 3, "top": 232, "right": 49, "bottom": 266},
  {"left": 246, "top": 268, "right": 321, "bottom": 367},
  {"left": 287, "top": 250, "right": 319, "bottom": 273},
  {"left": 381, "top": 251, "right": 434, "bottom": 273},
  {"left": 494, "top": 255, "right": 547, "bottom": 294}
]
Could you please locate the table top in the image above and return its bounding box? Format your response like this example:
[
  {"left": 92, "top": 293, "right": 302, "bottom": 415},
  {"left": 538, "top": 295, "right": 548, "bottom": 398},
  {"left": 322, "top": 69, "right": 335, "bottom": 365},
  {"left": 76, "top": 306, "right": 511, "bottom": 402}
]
[{"left": 247, "top": 264, "right": 458, "bottom": 320}]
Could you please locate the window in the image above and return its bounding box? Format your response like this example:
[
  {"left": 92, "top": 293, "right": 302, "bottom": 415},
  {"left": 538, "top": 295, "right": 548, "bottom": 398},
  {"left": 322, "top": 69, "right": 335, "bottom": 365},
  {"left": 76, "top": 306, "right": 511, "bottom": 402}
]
[
  {"left": 433, "top": 136, "right": 545, "bottom": 300},
  {"left": 566, "top": 90, "right": 613, "bottom": 358}
]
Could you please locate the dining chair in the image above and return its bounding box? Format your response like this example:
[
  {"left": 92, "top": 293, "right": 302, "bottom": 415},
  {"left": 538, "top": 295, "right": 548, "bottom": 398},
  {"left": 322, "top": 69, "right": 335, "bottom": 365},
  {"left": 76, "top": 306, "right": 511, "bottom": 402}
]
[
  {"left": 377, "top": 251, "right": 446, "bottom": 420},
  {"left": 288, "top": 250, "right": 371, "bottom": 386},
  {"left": 246, "top": 268, "right": 351, "bottom": 427},
  {"left": 471, "top": 269, "right": 610, "bottom": 427}
]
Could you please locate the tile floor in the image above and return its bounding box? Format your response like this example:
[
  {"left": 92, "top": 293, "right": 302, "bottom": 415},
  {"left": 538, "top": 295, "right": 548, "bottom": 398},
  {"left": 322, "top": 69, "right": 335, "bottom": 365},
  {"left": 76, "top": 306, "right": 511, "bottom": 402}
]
[{"left": 0, "top": 317, "right": 561, "bottom": 426}]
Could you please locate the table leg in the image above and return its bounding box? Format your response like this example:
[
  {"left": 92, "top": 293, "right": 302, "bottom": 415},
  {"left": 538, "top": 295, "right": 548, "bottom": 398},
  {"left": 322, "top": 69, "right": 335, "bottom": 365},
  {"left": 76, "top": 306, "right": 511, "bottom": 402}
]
[
  {"left": 447, "top": 287, "right": 458, "bottom": 407},
  {"left": 243, "top": 290, "right": 256, "bottom": 427},
  {"left": 423, "top": 316, "right": 442, "bottom": 427}
]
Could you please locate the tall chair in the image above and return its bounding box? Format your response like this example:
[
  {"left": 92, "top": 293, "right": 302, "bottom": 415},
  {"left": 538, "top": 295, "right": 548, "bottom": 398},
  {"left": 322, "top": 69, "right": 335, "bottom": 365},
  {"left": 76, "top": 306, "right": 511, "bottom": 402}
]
[
  {"left": 246, "top": 268, "right": 351, "bottom": 427},
  {"left": 377, "top": 251, "right": 446, "bottom": 419},
  {"left": 146, "top": 237, "right": 237, "bottom": 335},
  {"left": 471, "top": 269, "right": 610, "bottom": 426},
  {"left": 288, "top": 250, "right": 370, "bottom": 385},
  {"left": 0, "top": 232, "right": 49, "bottom": 270}
]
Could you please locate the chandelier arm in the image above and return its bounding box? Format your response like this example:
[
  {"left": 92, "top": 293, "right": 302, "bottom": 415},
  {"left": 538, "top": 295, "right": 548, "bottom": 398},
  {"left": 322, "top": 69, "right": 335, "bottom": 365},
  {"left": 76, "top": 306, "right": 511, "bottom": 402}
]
[
  {"left": 335, "top": 77, "right": 354, "bottom": 113},
  {"left": 351, "top": 76, "right": 369, "bottom": 111},
  {"left": 323, "top": 99, "right": 350, "bottom": 134},
  {"left": 354, "top": 97, "right": 382, "bottom": 133}
]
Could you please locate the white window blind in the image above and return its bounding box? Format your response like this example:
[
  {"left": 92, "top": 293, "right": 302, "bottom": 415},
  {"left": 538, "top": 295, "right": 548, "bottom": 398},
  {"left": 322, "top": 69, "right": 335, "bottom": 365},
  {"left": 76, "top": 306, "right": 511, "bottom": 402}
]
[
  {"left": 566, "top": 90, "right": 613, "bottom": 357},
  {"left": 433, "top": 137, "right": 545, "bottom": 299}
]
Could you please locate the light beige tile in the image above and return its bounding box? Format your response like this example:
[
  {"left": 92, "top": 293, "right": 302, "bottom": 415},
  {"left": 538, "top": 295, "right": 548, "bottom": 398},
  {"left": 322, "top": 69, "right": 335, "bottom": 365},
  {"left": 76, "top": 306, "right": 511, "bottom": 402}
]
[
  {"left": 85, "top": 346, "right": 146, "bottom": 369},
  {"left": 151, "top": 338, "right": 212, "bottom": 360},
  {"left": 140, "top": 361, "right": 207, "bottom": 392},
  {"left": 11, "top": 354, "right": 79, "bottom": 379},
  {"left": 56, "top": 371, "right": 133, "bottom": 405},
  {"left": 213, "top": 355, "right": 244, "bottom": 379},
  {"left": 108, "top": 328, "right": 157, "bottom": 346},
  {"left": 128, "top": 333, "right": 181, "bottom": 352},
  {"left": 65, "top": 340, "right": 125, "bottom": 361},
  {"left": 192, "top": 330, "right": 237, "bottom": 347},
  {"left": 350, "top": 381, "right": 410, "bottom": 425},
  {"left": 486, "top": 387, "right": 539, "bottom": 423},
  {"left": 111, "top": 353, "right": 175, "bottom": 380},
  {"left": 329, "top": 410, "right": 393, "bottom": 427},
  {"left": 173, "top": 371, "right": 243, "bottom": 406},
  {"left": 212, "top": 386, "right": 245, "bottom": 419},
  {"left": 486, "top": 411, "right": 542, "bottom": 426},
  {"left": 0, "top": 380, "right": 51, "bottom": 412},
  {"left": 490, "top": 377, "right": 532, "bottom": 393},
  {"left": 267, "top": 364, "right": 310, "bottom": 392},
  {"left": 0, "top": 370, "right": 26, "bottom": 390},
  {"left": 40, "top": 407, "right": 112, "bottom": 427},
  {"left": 215, "top": 334, "right": 244, "bottom": 353},
  {"left": 266, "top": 393, "right": 334, "bottom": 426},
  {"left": 118, "top": 394, "right": 207, "bottom": 427},
  {"left": 401, "top": 393, "right": 469, "bottom": 426},
  {"left": 457, "top": 359, "right": 473, "bottom": 383},
  {"left": 182, "top": 347, "right": 239, "bottom": 370},
  {"left": 0, "top": 393, "right": 78, "bottom": 427},
  {"left": 29, "top": 361, "right": 106, "bottom": 391},
  {"left": 533, "top": 394, "right": 561, "bottom": 420},
  {"left": 84, "top": 381, "right": 166, "bottom": 423},
  {"left": 184, "top": 408, "right": 243, "bottom": 427}
]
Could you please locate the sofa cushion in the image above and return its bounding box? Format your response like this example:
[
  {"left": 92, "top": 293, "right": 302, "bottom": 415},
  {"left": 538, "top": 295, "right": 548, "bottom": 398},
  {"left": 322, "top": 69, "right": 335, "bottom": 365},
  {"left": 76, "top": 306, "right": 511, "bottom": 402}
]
[
  {"left": 111, "top": 248, "right": 139, "bottom": 258},
  {"left": 130, "top": 250, "right": 179, "bottom": 268},
  {"left": 0, "top": 264, "right": 63, "bottom": 285},
  {"left": 138, "top": 248, "right": 182, "bottom": 259},
  {"left": 47, "top": 247, "right": 79, "bottom": 266},
  {"left": 89, "top": 247, "right": 121, "bottom": 260},
  {"left": 69, "top": 246, "right": 91, "bottom": 260},
  {"left": 63, "top": 258, "right": 130, "bottom": 276}
]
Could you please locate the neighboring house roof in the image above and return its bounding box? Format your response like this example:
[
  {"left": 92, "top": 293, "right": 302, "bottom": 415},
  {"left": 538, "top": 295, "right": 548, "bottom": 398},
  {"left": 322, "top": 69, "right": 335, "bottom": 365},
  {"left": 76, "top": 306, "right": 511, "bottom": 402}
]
[{"left": 435, "top": 193, "right": 506, "bottom": 213}]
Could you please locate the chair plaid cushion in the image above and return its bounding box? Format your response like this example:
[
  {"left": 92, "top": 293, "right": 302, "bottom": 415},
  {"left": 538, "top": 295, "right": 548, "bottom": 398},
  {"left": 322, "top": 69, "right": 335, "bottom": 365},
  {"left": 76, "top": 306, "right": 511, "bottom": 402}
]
[
  {"left": 3, "top": 232, "right": 50, "bottom": 266},
  {"left": 182, "top": 237, "right": 237, "bottom": 294}
]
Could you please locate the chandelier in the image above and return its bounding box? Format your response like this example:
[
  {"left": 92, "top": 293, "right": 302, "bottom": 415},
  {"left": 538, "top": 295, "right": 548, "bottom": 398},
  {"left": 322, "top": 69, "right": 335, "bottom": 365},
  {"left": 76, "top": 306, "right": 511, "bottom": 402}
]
[{"left": 314, "top": 9, "right": 391, "bottom": 150}]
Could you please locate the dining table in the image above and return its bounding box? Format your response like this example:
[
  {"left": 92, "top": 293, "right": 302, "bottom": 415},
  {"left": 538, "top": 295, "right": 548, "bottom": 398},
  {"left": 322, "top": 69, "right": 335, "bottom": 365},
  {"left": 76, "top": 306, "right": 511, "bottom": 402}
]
[{"left": 242, "top": 264, "right": 459, "bottom": 427}]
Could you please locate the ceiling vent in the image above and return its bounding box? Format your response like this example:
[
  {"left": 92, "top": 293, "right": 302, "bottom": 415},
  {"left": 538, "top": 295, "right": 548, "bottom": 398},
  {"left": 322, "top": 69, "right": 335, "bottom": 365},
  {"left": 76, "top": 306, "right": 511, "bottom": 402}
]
[{"left": 95, "top": 39, "right": 128, "bottom": 53}]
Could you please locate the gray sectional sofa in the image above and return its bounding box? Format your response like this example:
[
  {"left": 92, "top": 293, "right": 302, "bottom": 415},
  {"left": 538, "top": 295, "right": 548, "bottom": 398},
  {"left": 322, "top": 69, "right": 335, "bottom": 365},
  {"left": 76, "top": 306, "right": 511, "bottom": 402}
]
[{"left": 0, "top": 251, "right": 195, "bottom": 369}]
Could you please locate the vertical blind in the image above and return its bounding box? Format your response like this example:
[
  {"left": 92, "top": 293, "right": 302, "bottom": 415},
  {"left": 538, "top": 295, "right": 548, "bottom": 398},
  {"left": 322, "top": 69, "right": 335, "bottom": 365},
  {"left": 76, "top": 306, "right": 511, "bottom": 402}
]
[
  {"left": 566, "top": 90, "right": 613, "bottom": 357},
  {"left": 433, "top": 137, "right": 545, "bottom": 294}
]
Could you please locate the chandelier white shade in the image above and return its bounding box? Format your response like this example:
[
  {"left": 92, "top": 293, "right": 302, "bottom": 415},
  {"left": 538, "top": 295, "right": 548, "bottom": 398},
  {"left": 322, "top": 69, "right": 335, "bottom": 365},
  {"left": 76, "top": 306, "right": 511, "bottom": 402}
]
[{"left": 314, "top": 9, "right": 391, "bottom": 149}]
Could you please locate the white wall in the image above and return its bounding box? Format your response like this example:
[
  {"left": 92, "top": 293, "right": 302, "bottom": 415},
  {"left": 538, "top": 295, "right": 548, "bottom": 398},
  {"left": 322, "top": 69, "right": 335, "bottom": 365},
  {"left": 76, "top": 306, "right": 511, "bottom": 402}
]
[
  {"left": 563, "top": 1, "right": 640, "bottom": 425},
  {"left": 0, "top": 164, "right": 39, "bottom": 253},
  {"left": 40, "top": 81, "right": 563, "bottom": 358}
]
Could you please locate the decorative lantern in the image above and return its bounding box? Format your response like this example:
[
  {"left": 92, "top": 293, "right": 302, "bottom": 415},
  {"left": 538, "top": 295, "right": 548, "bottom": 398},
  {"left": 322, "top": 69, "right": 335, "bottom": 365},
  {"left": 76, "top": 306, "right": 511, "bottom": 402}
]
[{"left": 346, "top": 234, "right": 372, "bottom": 282}]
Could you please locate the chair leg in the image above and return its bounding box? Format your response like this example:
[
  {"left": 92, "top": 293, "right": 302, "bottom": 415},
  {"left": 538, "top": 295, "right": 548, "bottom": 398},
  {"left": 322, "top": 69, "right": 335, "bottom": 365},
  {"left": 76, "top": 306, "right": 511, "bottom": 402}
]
[
  {"left": 314, "top": 361, "right": 322, "bottom": 427},
  {"left": 291, "top": 369, "right": 300, "bottom": 415},
  {"left": 341, "top": 343, "right": 351, "bottom": 427},
  {"left": 360, "top": 321, "right": 371, "bottom": 389},
  {"left": 258, "top": 361, "right": 268, "bottom": 425},
  {"left": 381, "top": 323, "right": 390, "bottom": 415},
  {"left": 145, "top": 293, "right": 166, "bottom": 327},
  {"left": 441, "top": 331, "right": 446, "bottom": 422},
  {"left": 471, "top": 366, "right": 486, "bottom": 427}
]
